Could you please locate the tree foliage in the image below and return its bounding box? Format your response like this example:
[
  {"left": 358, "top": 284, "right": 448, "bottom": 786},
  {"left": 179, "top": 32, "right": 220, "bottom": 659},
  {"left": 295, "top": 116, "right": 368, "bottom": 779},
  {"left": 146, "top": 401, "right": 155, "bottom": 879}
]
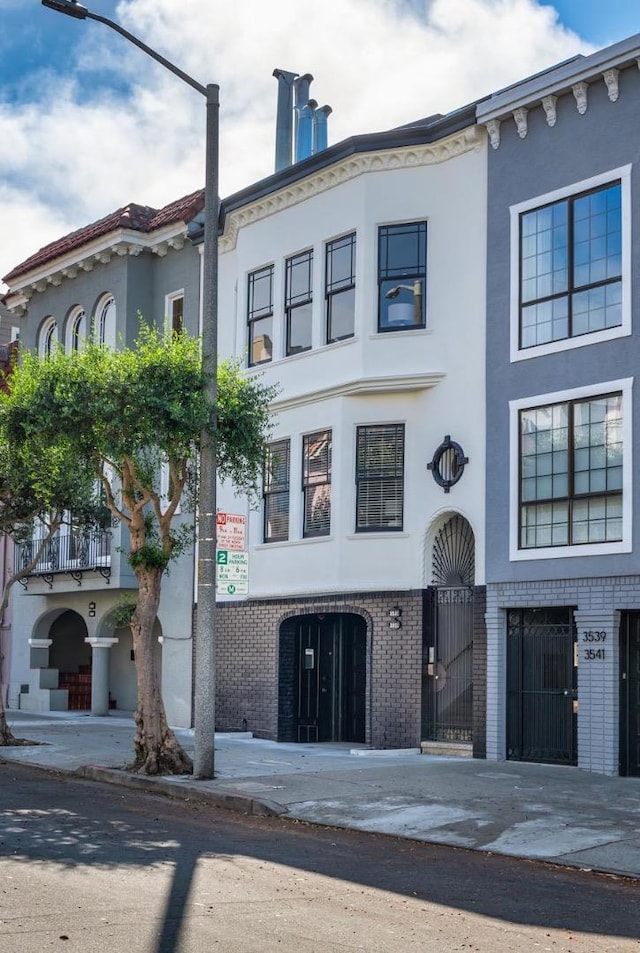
[
  {"left": 0, "top": 429, "right": 101, "bottom": 745},
  {"left": 0, "top": 325, "right": 276, "bottom": 772}
]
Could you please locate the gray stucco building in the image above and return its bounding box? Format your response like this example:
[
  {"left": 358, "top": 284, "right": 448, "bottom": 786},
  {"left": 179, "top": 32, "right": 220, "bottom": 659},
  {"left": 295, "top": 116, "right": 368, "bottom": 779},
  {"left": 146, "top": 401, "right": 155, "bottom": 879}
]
[{"left": 479, "top": 36, "right": 640, "bottom": 776}]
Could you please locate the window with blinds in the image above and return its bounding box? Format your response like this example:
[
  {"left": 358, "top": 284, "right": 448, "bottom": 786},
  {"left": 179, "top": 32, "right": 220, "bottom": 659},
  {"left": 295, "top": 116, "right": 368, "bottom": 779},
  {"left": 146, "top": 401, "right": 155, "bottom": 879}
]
[
  {"left": 303, "top": 430, "right": 332, "bottom": 538},
  {"left": 263, "top": 439, "right": 290, "bottom": 542},
  {"left": 355, "top": 424, "right": 405, "bottom": 531}
]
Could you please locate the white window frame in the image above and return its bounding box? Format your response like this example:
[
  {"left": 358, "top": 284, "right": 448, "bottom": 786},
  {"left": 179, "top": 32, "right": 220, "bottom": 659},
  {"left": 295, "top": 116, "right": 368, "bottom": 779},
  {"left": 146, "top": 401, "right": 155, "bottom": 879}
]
[
  {"left": 509, "top": 378, "right": 633, "bottom": 561},
  {"left": 509, "top": 165, "right": 632, "bottom": 363},
  {"left": 96, "top": 294, "right": 116, "bottom": 348},
  {"left": 165, "top": 289, "right": 185, "bottom": 335},
  {"left": 38, "top": 316, "right": 58, "bottom": 359},
  {"left": 65, "top": 306, "right": 86, "bottom": 353}
]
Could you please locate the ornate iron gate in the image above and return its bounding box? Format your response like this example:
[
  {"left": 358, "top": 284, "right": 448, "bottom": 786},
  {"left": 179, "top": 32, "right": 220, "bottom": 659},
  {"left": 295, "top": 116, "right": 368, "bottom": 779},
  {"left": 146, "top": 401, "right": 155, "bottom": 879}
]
[
  {"left": 507, "top": 607, "right": 577, "bottom": 765},
  {"left": 422, "top": 514, "right": 475, "bottom": 743},
  {"left": 422, "top": 587, "right": 474, "bottom": 742}
]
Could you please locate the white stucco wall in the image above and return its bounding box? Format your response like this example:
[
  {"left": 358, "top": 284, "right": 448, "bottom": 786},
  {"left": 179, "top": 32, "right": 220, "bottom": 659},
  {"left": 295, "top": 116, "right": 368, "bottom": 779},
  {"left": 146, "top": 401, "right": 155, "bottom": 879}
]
[{"left": 216, "top": 130, "right": 488, "bottom": 598}]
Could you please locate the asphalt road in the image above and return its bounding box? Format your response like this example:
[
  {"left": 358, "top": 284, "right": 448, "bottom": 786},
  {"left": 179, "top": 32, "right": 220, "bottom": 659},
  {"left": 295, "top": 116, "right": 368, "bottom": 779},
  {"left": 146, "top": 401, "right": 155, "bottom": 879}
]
[{"left": 0, "top": 762, "right": 639, "bottom": 953}]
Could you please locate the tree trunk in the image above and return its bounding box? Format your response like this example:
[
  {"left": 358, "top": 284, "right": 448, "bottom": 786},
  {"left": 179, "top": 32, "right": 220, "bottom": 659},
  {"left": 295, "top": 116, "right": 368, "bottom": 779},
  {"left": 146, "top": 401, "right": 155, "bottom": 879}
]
[{"left": 130, "top": 566, "right": 192, "bottom": 775}]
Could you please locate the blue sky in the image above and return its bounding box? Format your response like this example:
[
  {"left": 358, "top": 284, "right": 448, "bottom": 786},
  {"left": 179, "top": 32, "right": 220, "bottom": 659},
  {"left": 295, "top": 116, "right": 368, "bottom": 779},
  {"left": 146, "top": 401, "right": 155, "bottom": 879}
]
[{"left": 0, "top": 0, "right": 638, "bottom": 288}]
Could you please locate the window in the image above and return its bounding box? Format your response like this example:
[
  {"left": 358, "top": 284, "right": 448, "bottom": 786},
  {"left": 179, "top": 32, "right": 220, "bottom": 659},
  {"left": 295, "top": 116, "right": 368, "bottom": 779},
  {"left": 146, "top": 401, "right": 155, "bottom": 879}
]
[
  {"left": 302, "top": 430, "right": 332, "bottom": 537},
  {"left": 39, "top": 316, "right": 58, "bottom": 359},
  {"left": 248, "top": 266, "right": 273, "bottom": 366},
  {"left": 325, "top": 233, "right": 355, "bottom": 342},
  {"left": 519, "top": 181, "right": 622, "bottom": 350},
  {"left": 285, "top": 250, "right": 313, "bottom": 355},
  {"left": 66, "top": 306, "right": 86, "bottom": 352},
  {"left": 263, "top": 439, "right": 290, "bottom": 542},
  {"left": 166, "top": 291, "right": 184, "bottom": 335},
  {"left": 519, "top": 393, "right": 623, "bottom": 549},
  {"left": 356, "top": 424, "right": 405, "bottom": 531},
  {"left": 96, "top": 295, "right": 116, "bottom": 347},
  {"left": 378, "top": 222, "right": 426, "bottom": 331}
]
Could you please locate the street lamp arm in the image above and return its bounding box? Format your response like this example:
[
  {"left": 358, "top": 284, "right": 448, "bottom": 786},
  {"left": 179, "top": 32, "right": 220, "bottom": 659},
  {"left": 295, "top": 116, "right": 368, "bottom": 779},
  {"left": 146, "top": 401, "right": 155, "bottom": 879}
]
[{"left": 41, "top": 0, "right": 208, "bottom": 97}]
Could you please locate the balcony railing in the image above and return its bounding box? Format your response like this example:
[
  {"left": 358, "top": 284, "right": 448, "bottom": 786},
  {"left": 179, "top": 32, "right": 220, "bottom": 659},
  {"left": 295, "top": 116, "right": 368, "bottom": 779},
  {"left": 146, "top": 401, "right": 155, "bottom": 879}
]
[{"left": 15, "top": 528, "right": 112, "bottom": 587}]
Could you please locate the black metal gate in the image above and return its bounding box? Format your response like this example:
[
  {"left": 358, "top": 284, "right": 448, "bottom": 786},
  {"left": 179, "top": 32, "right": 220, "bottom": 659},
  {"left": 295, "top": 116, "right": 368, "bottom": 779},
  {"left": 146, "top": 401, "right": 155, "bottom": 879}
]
[
  {"left": 620, "top": 612, "right": 640, "bottom": 777},
  {"left": 507, "top": 607, "right": 577, "bottom": 765},
  {"left": 422, "top": 587, "right": 474, "bottom": 742}
]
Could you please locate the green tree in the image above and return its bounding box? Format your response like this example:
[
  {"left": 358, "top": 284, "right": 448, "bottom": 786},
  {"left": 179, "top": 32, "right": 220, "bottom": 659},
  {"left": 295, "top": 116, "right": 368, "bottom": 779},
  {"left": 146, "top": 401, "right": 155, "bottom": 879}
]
[
  {"left": 0, "top": 437, "right": 101, "bottom": 745},
  {"left": 0, "top": 326, "right": 275, "bottom": 773}
]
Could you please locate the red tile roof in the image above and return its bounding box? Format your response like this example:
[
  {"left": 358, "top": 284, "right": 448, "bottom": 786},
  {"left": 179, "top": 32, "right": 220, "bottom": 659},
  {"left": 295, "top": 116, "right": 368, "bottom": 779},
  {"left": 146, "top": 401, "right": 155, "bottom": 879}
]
[{"left": 3, "top": 188, "right": 205, "bottom": 285}]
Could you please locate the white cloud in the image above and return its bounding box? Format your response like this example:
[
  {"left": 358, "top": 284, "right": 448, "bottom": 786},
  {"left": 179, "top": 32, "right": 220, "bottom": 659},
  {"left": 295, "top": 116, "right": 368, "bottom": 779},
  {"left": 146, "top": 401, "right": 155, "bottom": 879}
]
[{"left": 1, "top": 0, "right": 591, "bottom": 290}]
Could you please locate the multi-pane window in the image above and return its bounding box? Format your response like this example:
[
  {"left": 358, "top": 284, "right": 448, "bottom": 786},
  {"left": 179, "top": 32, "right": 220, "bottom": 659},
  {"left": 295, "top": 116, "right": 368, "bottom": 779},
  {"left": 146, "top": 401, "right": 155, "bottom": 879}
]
[
  {"left": 302, "top": 430, "right": 332, "bottom": 538},
  {"left": 325, "top": 233, "right": 356, "bottom": 343},
  {"left": 263, "top": 439, "right": 290, "bottom": 542},
  {"left": 378, "top": 222, "right": 426, "bottom": 331},
  {"left": 97, "top": 295, "right": 116, "bottom": 348},
  {"left": 39, "top": 317, "right": 58, "bottom": 359},
  {"left": 520, "top": 182, "right": 622, "bottom": 349},
  {"left": 519, "top": 393, "right": 622, "bottom": 548},
  {"left": 286, "top": 250, "right": 313, "bottom": 355},
  {"left": 248, "top": 265, "right": 274, "bottom": 366},
  {"left": 355, "top": 424, "right": 405, "bottom": 532}
]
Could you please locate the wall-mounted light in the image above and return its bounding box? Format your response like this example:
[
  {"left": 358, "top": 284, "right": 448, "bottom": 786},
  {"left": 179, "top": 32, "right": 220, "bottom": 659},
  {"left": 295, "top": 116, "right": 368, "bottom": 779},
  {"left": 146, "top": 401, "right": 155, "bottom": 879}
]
[
  {"left": 389, "top": 620, "right": 402, "bottom": 630},
  {"left": 388, "top": 606, "right": 402, "bottom": 618},
  {"left": 88, "top": 602, "right": 96, "bottom": 618}
]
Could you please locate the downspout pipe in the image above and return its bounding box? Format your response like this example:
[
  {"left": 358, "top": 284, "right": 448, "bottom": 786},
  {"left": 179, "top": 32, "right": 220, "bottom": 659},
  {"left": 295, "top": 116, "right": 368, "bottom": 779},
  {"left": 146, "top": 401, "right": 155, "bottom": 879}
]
[{"left": 273, "top": 68, "right": 298, "bottom": 172}]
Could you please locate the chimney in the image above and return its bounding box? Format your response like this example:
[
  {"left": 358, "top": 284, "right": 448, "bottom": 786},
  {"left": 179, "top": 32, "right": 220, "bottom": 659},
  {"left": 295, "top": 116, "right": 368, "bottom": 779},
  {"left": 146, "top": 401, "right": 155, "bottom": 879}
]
[
  {"left": 312, "top": 105, "right": 332, "bottom": 155},
  {"left": 273, "top": 69, "right": 298, "bottom": 172},
  {"left": 273, "top": 70, "right": 331, "bottom": 170}
]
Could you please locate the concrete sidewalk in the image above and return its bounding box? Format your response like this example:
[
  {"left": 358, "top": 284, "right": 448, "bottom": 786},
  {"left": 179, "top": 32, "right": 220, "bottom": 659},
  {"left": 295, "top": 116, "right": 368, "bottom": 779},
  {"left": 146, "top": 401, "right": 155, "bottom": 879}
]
[{"left": 2, "top": 710, "right": 640, "bottom": 881}]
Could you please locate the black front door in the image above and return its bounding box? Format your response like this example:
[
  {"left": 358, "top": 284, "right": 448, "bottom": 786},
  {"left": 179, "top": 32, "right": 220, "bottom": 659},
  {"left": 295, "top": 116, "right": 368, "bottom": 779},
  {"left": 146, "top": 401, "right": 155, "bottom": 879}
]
[
  {"left": 620, "top": 613, "right": 640, "bottom": 777},
  {"left": 295, "top": 614, "right": 365, "bottom": 743},
  {"left": 506, "top": 607, "right": 577, "bottom": 765}
]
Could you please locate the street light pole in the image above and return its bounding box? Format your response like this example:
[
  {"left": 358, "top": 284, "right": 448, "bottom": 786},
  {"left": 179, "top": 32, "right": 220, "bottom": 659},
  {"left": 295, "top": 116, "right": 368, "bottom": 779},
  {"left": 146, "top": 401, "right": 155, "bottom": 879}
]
[{"left": 42, "top": 0, "right": 219, "bottom": 778}]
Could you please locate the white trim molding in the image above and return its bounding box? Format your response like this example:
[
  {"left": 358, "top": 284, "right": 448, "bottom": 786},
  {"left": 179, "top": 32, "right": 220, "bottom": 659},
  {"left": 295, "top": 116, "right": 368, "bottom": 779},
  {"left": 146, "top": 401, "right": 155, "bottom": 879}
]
[{"left": 220, "top": 128, "right": 484, "bottom": 253}]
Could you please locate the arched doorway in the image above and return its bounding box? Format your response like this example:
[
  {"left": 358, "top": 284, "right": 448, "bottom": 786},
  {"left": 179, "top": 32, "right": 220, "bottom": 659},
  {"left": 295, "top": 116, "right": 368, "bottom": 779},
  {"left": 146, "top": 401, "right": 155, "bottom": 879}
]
[
  {"left": 49, "top": 610, "right": 91, "bottom": 710},
  {"left": 422, "top": 514, "right": 475, "bottom": 743},
  {"left": 278, "top": 613, "right": 366, "bottom": 743}
]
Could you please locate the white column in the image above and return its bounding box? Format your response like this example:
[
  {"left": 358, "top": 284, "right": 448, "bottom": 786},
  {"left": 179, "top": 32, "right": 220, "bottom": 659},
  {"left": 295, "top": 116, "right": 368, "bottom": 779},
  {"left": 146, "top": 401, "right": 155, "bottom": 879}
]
[{"left": 85, "top": 637, "right": 118, "bottom": 716}]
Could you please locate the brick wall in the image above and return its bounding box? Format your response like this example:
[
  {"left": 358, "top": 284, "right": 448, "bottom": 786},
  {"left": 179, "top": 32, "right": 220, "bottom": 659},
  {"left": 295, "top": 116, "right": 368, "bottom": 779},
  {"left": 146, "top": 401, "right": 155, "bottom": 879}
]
[{"left": 216, "top": 589, "right": 426, "bottom": 748}]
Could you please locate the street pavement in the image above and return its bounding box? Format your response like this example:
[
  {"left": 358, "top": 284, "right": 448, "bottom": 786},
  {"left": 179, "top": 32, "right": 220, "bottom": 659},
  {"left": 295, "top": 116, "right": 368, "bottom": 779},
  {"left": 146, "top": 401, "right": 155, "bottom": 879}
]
[{"left": 2, "top": 709, "right": 640, "bottom": 881}]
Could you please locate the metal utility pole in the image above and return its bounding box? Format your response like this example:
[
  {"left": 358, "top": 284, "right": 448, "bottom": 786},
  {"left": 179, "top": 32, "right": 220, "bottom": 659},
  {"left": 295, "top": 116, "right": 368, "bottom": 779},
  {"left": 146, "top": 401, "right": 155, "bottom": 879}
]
[{"left": 42, "top": 0, "right": 219, "bottom": 778}]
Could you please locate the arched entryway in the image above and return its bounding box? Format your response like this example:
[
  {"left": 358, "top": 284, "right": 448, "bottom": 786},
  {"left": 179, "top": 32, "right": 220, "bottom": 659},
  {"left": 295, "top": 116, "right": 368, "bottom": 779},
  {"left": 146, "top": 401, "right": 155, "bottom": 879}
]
[
  {"left": 49, "top": 610, "right": 91, "bottom": 710},
  {"left": 278, "top": 613, "right": 366, "bottom": 743},
  {"left": 422, "top": 514, "right": 475, "bottom": 744}
]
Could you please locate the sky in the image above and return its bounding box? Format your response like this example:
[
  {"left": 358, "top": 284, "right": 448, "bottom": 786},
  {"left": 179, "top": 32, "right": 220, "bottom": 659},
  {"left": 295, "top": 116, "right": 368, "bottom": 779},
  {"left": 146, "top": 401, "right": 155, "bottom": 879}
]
[{"left": 0, "top": 0, "right": 638, "bottom": 291}]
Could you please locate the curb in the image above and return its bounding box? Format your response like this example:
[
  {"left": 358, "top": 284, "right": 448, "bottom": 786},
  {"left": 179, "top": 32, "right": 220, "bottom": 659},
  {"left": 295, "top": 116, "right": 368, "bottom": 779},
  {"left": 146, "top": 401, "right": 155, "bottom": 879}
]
[{"left": 75, "top": 765, "right": 288, "bottom": 817}]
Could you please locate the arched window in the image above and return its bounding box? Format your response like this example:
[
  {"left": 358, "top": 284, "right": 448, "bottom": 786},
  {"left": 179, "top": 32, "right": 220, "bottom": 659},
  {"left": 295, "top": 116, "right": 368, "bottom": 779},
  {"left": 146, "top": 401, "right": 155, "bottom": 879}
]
[
  {"left": 65, "top": 306, "right": 86, "bottom": 352},
  {"left": 39, "top": 316, "right": 58, "bottom": 359},
  {"left": 96, "top": 294, "right": 116, "bottom": 348}
]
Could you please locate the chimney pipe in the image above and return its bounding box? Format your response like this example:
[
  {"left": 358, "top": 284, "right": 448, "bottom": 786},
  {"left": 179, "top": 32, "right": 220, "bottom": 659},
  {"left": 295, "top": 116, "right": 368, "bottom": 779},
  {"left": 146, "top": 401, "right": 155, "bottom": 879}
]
[
  {"left": 273, "top": 68, "right": 298, "bottom": 173},
  {"left": 312, "top": 104, "right": 332, "bottom": 155},
  {"left": 296, "top": 98, "right": 317, "bottom": 163},
  {"left": 294, "top": 73, "right": 314, "bottom": 162}
]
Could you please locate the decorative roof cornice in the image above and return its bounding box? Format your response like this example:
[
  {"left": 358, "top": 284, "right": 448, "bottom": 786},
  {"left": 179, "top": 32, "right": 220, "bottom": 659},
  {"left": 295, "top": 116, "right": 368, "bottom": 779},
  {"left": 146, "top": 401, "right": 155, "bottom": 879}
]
[
  {"left": 220, "top": 126, "right": 483, "bottom": 253},
  {"left": 477, "top": 33, "right": 640, "bottom": 147},
  {"left": 5, "top": 223, "right": 189, "bottom": 302}
]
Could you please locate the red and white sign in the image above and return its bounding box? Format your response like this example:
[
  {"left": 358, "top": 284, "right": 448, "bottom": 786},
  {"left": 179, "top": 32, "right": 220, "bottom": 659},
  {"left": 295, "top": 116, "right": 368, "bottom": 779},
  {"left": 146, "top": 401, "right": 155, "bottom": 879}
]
[{"left": 216, "top": 512, "right": 246, "bottom": 551}]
